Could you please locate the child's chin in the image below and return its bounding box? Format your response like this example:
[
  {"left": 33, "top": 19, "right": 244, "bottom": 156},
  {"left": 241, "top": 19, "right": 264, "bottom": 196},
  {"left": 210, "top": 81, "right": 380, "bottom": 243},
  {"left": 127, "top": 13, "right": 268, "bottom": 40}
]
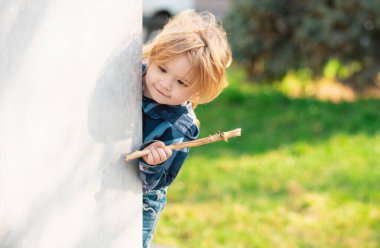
[
  {"left": 152, "top": 96, "right": 167, "bottom": 104},
  {"left": 157, "top": 99, "right": 177, "bottom": 106}
]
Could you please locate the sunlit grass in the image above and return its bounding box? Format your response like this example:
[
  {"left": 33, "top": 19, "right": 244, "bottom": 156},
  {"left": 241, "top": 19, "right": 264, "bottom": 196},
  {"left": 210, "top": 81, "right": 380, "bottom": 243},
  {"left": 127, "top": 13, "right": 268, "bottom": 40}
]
[{"left": 153, "top": 66, "right": 380, "bottom": 247}]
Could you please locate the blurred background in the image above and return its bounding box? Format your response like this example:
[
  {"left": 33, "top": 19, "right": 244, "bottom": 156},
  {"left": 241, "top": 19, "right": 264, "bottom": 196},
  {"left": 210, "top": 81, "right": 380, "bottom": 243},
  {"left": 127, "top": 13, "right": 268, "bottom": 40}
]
[
  {"left": 143, "top": 0, "right": 230, "bottom": 41},
  {"left": 143, "top": 1, "right": 380, "bottom": 247}
]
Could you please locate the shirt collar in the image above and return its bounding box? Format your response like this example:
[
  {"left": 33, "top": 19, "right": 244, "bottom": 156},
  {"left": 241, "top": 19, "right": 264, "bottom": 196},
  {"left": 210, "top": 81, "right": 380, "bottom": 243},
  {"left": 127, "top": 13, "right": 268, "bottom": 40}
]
[{"left": 142, "top": 96, "right": 199, "bottom": 139}]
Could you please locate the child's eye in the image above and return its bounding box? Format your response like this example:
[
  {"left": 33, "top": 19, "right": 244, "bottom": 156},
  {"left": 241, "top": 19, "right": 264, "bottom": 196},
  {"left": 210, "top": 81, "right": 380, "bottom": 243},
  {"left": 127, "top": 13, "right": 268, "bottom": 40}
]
[
  {"left": 177, "top": 80, "right": 188, "bottom": 87},
  {"left": 158, "top": 66, "right": 167, "bottom": 73}
]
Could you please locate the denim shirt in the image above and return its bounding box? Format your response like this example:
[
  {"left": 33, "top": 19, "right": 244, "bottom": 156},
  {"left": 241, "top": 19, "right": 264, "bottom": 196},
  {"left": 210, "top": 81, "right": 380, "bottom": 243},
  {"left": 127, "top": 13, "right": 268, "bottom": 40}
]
[{"left": 139, "top": 65, "right": 200, "bottom": 193}]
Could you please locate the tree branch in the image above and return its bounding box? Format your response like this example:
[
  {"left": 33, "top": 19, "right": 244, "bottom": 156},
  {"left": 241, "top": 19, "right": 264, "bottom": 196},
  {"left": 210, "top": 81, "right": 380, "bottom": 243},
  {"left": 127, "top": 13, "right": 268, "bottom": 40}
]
[{"left": 125, "top": 128, "right": 242, "bottom": 162}]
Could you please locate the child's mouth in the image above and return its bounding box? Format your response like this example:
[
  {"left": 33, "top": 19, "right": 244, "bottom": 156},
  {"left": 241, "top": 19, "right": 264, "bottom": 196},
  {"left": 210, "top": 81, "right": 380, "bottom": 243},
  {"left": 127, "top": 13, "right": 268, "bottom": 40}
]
[{"left": 156, "top": 88, "right": 170, "bottom": 98}]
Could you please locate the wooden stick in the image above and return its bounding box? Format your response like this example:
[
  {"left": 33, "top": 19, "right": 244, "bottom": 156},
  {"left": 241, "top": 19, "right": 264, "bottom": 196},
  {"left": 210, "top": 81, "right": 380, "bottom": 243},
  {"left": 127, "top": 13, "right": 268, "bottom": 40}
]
[{"left": 125, "top": 128, "right": 241, "bottom": 162}]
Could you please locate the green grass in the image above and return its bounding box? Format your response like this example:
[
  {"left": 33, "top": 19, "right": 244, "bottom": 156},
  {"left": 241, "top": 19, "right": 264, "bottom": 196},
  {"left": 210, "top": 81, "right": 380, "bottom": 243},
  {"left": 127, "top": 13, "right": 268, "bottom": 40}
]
[{"left": 154, "top": 67, "right": 380, "bottom": 248}]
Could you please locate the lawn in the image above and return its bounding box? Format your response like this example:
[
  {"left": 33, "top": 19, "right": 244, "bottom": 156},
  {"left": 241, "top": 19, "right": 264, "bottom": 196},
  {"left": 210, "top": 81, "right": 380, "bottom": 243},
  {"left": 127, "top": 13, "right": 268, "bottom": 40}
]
[{"left": 154, "top": 67, "right": 380, "bottom": 248}]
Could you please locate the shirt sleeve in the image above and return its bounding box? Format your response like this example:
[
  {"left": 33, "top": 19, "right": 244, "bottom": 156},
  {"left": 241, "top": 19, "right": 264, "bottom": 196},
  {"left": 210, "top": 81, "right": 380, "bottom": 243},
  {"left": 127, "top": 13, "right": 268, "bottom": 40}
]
[{"left": 138, "top": 127, "right": 192, "bottom": 191}]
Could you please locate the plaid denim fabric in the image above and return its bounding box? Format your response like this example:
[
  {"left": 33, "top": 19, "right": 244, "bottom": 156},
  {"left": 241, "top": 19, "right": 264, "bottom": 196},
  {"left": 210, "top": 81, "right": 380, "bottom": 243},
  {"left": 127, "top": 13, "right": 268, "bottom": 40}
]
[{"left": 139, "top": 95, "right": 199, "bottom": 192}]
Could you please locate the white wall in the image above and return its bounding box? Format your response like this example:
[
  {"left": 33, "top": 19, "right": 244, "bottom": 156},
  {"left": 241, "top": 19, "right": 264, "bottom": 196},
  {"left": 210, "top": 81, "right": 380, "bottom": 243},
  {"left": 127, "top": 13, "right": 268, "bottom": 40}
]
[{"left": 0, "top": 1, "right": 142, "bottom": 247}]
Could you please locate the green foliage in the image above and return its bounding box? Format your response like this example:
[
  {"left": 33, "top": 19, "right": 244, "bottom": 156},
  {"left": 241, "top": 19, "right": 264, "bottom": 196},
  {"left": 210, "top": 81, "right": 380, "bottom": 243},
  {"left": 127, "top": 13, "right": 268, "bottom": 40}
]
[
  {"left": 153, "top": 68, "right": 380, "bottom": 248},
  {"left": 323, "top": 58, "right": 362, "bottom": 79},
  {"left": 224, "top": 0, "right": 380, "bottom": 88}
]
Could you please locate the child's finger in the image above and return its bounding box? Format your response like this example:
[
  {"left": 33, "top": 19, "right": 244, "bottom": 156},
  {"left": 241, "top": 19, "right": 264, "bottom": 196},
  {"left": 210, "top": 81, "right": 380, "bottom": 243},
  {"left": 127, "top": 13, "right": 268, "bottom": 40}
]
[
  {"left": 146, "top": 152, "right": 154, "bottom": 164},
  {"left": 156, "top": 147, "right": 167, "bottom": 162},
  {"left": 163, "top": 146, "right": 172, "bottom": 157},
  {"left": 153, "top": 141, "right": 171, "bottom": 155},
  {"left": 154, "top": 141, "right": 166, "bottom": 148},
  {"left": 156, "top": 142, "right": 172, "bottom": 162},
  {"left": 143, "top": 141, "right": 172, "bottom": 165},
  {"left": 150, "top": 146, "right": 161, "bottom": 164}
]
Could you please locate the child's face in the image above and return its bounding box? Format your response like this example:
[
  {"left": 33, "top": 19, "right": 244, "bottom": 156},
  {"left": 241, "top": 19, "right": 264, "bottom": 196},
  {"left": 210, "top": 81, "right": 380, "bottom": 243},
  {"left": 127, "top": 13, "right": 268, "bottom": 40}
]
[{"left": 144, "top": 54, "right": 198, "bottom": 105}]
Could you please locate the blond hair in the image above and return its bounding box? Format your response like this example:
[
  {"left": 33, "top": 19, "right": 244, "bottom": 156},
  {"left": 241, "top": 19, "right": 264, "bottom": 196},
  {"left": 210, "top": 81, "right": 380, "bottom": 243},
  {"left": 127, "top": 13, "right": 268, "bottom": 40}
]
[{"left": 143, "top": 10, "right": 232, "bottom": 108}]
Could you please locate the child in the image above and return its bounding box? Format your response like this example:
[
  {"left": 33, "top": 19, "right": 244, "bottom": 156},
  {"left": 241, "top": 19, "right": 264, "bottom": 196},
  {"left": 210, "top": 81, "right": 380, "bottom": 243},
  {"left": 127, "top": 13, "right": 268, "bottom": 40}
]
[{"left": 140, "top": 10, "right": 232, "bottom": 247}]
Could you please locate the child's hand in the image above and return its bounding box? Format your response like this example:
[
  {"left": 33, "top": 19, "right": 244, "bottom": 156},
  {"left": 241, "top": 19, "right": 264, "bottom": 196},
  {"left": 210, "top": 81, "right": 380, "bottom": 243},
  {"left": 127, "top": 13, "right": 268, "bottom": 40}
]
[{"left": 142, "top": 141, "right": 172, "bottom": 166}]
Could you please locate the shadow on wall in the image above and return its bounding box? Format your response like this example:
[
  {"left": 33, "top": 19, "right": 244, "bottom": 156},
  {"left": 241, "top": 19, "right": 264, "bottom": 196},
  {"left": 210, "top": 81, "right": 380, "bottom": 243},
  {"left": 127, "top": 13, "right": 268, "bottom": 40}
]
[
  {"left": 88, "top": 33, "right": 142, "bottom": 196},
  {"left": 0, "top": 2, "right": 142, "bottom": 246},
  {"left": 1, "top": 35, "right": 143, "bottom": 247},
  {"left": 84, "top": 34, "right": 143, "bottom": 248},
  {"left": 88, "top": 35, "right": 141, "bottom": 144}
]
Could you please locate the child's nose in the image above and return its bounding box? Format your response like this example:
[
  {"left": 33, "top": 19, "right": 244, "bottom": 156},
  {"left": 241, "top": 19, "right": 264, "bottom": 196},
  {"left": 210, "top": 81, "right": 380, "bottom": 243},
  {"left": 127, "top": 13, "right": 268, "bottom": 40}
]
[{"left": 161, "top": 78, "right": 173, "bottom": 90}]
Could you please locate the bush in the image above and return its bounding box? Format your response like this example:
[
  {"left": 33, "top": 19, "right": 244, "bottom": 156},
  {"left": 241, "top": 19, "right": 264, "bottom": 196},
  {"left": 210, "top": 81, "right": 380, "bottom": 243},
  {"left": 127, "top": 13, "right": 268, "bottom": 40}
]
[{"left": 224, "top": 0, "right": 380, "bottom": 88}]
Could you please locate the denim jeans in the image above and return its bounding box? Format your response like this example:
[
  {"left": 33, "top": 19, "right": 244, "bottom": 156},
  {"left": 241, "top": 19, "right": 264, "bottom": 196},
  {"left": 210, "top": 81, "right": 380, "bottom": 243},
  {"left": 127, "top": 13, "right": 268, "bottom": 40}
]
[{"left": 143, "top": 188, "right": 167, "bottom": 248}]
